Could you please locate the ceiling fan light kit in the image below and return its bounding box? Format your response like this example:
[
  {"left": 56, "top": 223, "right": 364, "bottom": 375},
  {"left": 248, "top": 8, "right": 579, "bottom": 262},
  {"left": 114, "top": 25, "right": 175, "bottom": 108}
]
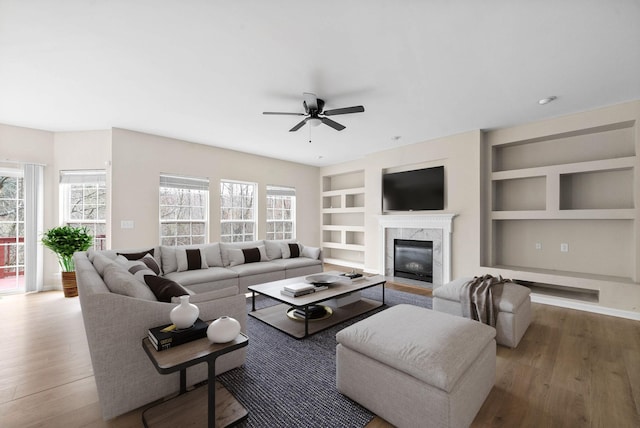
[{"left": 264, "top": 92, "right": 365, "bottom": 133}]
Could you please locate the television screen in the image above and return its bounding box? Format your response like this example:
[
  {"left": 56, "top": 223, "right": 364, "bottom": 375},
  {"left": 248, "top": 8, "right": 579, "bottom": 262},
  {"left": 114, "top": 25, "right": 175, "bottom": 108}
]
[{"left": 382, "top": 166, "right": 444, "bottom": 211}]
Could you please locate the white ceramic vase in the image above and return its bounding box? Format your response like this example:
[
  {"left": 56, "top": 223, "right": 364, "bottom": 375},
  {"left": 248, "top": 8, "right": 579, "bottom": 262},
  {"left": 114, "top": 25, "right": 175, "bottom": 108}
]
[
  {"left": 207, "top": 316, "right": 241, "bottom": 343},
  {"left": 169, "top": 295, "right": 199, "bottom": 329}
]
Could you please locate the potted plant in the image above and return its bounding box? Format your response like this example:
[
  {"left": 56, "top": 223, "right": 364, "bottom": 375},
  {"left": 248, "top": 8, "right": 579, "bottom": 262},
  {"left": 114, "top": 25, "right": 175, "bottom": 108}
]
[{"left": 41, "top": 225, "right": 94, "bottom": 297}]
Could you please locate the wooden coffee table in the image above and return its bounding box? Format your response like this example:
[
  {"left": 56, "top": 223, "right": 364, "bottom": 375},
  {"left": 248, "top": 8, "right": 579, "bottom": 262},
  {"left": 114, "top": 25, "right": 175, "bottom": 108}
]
[{"left": 248, "top": 272, "right": 386, "bottom": 339}]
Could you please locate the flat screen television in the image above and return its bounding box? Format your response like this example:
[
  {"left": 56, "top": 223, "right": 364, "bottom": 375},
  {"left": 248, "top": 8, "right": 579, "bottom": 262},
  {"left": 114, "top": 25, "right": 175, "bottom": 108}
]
[{"left": 382, "top": 166, "right": 444, "bottom": 211}]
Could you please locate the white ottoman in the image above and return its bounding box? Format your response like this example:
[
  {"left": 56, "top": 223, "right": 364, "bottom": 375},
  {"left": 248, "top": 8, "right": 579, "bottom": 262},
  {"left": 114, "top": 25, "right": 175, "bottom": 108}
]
[
  {"left": 433, "top": 277, "right": 532, "bottom": 348},
  {"left": 336, "top": 305, "right": 496, "bottom": 428}
]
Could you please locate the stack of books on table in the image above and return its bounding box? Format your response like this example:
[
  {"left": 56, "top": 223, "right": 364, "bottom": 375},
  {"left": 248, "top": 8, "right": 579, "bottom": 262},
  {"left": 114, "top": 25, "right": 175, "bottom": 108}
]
[
  {"left": 148, "top": 318, "right": 208, "bottom": 351},
  {"left": 280, "top": 283, "right": 328, "bottom": 297}
]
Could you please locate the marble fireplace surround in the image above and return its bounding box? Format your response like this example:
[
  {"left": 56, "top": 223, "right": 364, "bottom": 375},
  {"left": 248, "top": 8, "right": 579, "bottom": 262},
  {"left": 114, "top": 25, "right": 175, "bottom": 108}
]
[{"left": 377, "top": 214, "right": 457, "bottom": 287}]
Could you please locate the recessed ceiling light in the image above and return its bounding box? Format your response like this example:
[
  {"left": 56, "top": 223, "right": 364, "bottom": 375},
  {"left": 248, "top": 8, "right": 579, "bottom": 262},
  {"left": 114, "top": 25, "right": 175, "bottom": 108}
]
[{"left": 538, "top": 96, "right": 557, "bottom": 105}]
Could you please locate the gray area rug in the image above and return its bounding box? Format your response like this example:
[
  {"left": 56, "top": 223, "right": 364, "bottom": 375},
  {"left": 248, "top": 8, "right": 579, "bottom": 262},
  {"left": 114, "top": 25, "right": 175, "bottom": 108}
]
[{"left": 218, "top": 286, "right": 432, "bottom": 427}]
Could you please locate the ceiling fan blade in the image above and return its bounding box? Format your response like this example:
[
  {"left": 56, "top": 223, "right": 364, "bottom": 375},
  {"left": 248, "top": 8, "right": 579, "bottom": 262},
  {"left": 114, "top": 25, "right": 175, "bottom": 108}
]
[
  {"left": 289, "top": 119, "right": 307, "bottom": 132},
  {"left": 303, "top": 92, "right": 318, "bottom": 112},
  {"left": 321, "top": 117, "right": 346, "bottom": 131},
  {"left": 323, "top": 105, "right": 365, "bottom": 116},
  {"left": 263, "top": 111, "right": 305, "bottom": 116}
]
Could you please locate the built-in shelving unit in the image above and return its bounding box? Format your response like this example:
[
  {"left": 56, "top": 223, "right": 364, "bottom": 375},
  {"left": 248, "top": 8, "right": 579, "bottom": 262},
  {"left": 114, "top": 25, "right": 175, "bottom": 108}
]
[
  {"left": 321, "top": 171, "right": 365, "bottom": 269},
  {"left": 482, "top": 114, "right": 639, "bottom": 307}
]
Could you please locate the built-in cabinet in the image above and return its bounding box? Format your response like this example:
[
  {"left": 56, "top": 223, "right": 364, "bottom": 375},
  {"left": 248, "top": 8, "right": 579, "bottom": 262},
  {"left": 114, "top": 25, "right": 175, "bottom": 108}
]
[
  {"left": 321, "top": 170, "right": 365, "bottom": 269},
  {"left": 482, "top": 113, "right": 639, "bottom": 306}
]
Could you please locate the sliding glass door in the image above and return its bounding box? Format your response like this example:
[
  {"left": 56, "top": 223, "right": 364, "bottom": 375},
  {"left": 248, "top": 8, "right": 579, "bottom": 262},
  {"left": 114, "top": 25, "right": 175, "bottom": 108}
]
[{"left": 0, "top": 168, "right": 25, "bottom": 293}]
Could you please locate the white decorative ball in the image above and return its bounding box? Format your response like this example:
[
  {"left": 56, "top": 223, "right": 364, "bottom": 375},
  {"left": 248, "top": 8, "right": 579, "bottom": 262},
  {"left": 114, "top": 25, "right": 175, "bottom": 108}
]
[{"left": 207, "top": 316, "right": 241, "bottom": 343}]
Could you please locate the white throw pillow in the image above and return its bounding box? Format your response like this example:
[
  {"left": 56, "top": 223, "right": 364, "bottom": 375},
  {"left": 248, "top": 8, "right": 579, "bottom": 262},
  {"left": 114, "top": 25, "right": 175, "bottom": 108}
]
[
  {"left": 176, "top": 248, "right": 209, "bottom": 272},
  {"left": 228, "top": 245, "right": 268, "bottom": 266},
  {"left": 281, "top": 242, "right": 302, "bottom": 259},
  {"left": 301, "top": 246, "right": 321, "bottom": 260},
  {"left": 103, "top": 263, "right": 157, "bottom": 301}
]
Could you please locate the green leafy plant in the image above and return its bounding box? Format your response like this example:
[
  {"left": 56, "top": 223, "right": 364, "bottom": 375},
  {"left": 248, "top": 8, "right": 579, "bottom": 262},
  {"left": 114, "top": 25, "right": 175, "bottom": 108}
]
[{"left": 41, "top": 226, "right": 94, "bottom": 272}]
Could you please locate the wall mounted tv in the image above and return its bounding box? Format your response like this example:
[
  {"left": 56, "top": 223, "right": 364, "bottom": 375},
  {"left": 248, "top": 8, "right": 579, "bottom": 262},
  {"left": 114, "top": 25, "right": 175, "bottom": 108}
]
[{"left": 382, "top": 165, "right": 445, "bottom": 211}]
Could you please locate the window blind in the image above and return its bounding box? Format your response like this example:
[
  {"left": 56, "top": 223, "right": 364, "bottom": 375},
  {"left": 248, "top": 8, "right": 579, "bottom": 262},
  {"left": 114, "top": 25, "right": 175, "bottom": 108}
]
[{"left": 160, "top": 174, "right": 209, "bottom": 190}]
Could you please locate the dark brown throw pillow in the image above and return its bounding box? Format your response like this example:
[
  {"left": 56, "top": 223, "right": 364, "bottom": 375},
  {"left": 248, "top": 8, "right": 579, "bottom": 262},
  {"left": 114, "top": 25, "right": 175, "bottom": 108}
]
[
  {"left": 117, "top": 249, "right": 155, "bottom": 261},
  {"left": 242, "top": 247, "right": 261, "bottom": 263},
  {"left": 288, "top": 243, "right": 300, "bottom": 258},
  {"left": 144, "top": 275, "right": 188, "bottom": 302},
  {"left": 186, "top": 249, "right": 203, "bottom": 270}
]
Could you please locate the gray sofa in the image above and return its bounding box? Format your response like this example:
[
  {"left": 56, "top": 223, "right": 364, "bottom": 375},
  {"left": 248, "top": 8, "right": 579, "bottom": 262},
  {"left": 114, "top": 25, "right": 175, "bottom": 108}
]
[{"left": 75, "top": 239, "right": 322, "bottom": 420}]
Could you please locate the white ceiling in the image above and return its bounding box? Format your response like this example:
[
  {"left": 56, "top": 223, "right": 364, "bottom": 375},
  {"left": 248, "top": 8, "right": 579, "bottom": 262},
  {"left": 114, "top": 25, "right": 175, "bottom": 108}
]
[{"left": 1, "top": 1, "right": 639, "bottom": 167}]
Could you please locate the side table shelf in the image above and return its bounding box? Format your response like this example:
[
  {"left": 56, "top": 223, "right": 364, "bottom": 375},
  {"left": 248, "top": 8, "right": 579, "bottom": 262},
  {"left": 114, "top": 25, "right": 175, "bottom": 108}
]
[{"left": 141, "top": 332, "right": 249, "bottom": 428}]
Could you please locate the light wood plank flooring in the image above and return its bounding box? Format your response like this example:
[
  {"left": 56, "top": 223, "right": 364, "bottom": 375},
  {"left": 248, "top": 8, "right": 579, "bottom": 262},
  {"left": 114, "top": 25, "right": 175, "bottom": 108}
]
[{"left": 1, "top": 287, "right": 639, "bottom": 427}]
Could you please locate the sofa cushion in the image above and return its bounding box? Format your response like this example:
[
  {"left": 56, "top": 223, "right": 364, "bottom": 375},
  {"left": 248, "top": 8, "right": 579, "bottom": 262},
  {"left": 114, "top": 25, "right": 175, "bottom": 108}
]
[
  {"left": 228, "top": 261, "right": 283, "bottom": 277},
  {"left": 301, "top": 245, "right": 321, "bottom": 260},
  {"left": 163, "top": 266, "right": 238, "bottom": 287},
  {"left": 102, "top": 263, "right": 157, "bottom": 301},
  {"left": 270, "top": 257, "right": 323, "bottom": 270},
  {"left": 176, "top": 248, "right": 209, "bottom": 272},
  {"left": 228, "top": 245, "right": 268, "bottom": 267},
  {"left": 264, "top": 239, "right": 297, "bottom": 260},
  {"left": 220, "top": 240, "right": 265, "bottom": 266},
  {"left": 93, "top": 253, "right": 115, "bottom": 276},
  {"left": 115, "top": 255, "right": 158, "bottom": 284},
  {"left": 144, "top": 275, "right": 190, "bottom": 302},
  {"left": 171, "top": 286, "right": 238, "bottom": 304}
]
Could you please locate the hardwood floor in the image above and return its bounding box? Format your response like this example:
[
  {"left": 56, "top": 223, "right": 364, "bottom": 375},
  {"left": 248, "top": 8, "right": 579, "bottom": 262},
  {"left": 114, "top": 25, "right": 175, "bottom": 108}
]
[{"left": 1, "top": 287, "right": 638, "bottom": 427}]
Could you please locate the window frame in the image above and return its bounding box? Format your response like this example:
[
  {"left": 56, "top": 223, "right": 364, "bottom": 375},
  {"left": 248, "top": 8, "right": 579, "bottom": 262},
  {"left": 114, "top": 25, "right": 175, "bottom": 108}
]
[
  {"left": 266, "top": 185, "right": 296, "bottom": 240},
  {"left": 220, "top": 180, "right": 257, "bottom": 242},
  {"left": 59, "top": 170, "right": 107, "bottom": 251},
  {"left": 159, "top": 173, "right": 210, "bottom": 246}
]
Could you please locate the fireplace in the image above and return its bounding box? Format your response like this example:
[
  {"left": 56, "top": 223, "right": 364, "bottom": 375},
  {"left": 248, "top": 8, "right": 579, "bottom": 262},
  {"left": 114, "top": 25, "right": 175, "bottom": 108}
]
[
  {"left": 377, "top": 213, "right": 456, "bottom": 287},
  {"left": 394, "top": 239, "right": 433, "bottom": 283}
]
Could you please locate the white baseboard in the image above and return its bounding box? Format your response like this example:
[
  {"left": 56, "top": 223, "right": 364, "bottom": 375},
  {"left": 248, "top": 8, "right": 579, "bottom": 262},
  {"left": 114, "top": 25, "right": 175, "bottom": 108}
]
[{"left": 531, "top": 294, "right": 640, "bottom": 321}]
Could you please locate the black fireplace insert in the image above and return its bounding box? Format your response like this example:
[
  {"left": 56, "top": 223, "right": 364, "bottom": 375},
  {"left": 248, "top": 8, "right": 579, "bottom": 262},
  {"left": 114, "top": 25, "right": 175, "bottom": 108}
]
[{"left": 393, "top": 239, "right": 433, "bottom": 283}]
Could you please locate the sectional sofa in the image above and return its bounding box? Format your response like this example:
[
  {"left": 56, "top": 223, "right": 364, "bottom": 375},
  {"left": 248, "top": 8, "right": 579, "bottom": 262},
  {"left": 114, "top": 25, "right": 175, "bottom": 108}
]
[{"left": 75, "top": 239, "right": 322, "bottom": 419}]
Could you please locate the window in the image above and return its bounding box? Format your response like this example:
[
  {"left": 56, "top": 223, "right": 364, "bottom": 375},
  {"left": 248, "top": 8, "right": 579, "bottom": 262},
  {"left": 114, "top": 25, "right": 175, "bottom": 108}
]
[
  {"left": 266, "top": 185, "right": 296, "bottom": 240},
  {"left": 220, "top": 180, "right": 256, "bottom": 242},
  {"left": 60, "top": 170, "right": 106, "bottom": 250},
  {"left": 0, "top": 168, "right": 24, "bottom": 291},
  {"left": 159, "top": 174, "right": 209, "bottom": 246}
]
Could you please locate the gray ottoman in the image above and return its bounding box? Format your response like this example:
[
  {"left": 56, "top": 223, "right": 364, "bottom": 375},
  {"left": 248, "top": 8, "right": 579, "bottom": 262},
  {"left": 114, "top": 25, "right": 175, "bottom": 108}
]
[
  {"left": 433, "top": 277, "right": 532, "bottom": 348},
  {"left": 336, "top": 305, "right": 496, "bottom": 428}
]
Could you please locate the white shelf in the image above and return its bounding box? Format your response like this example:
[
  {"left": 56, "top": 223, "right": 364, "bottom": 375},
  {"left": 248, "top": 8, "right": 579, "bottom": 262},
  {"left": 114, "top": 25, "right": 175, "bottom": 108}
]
[
  {"left": 321, "top": 187, "right": 365, "bottom": 197},
  {"left": 322, "top": 207, "right": 364, "bottom": 214},
  {"left": 321, "top": 171, "right": 367, "bottom": 272},
  {"left": 321, "top": 242, "right": 365, "bottom": 251},
  {"left": 322, "top": 225, "right": 365, "bottom": 232},
  {"left": 491, "top": 156, "right": 635, "bottom": 181},
  {"left": 483, "top": 109, "right": 639, "bottom": 292},
  {"left": 491, "top": 209, "right": 636, "bottom": 220}
]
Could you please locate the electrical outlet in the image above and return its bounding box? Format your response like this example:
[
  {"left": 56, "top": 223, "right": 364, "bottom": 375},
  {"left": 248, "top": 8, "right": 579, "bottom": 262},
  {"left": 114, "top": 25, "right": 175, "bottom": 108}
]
[
  {"left": 560, "top": 243, "right": 569, "bottom": 252},
  {"left": 535, "top": 243, "right": 542, "bottom": 250}
]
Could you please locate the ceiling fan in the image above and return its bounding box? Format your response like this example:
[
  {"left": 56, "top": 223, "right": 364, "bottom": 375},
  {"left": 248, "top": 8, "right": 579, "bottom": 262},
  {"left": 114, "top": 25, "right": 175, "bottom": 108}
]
[{"left": 263, "top": 92, "right": 365, "bottom": 132}]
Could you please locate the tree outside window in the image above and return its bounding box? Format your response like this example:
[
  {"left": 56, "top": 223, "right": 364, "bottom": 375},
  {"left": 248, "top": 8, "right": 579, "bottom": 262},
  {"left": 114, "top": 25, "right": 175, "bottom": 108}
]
[
  {"left": 266, "top": 185, "right": 295, "bottom": 240},
  {"left": 60, "top": 170, "right": 106, "bottom": 250},
  {"left": 0, "top": 170, "right": 24, "bottom": 282},
  {"left": 220, "top": 180, "right": 256, "bottom": 242},
  {"left": 160, "top": 174, "right": 209, "bottom": 246}
]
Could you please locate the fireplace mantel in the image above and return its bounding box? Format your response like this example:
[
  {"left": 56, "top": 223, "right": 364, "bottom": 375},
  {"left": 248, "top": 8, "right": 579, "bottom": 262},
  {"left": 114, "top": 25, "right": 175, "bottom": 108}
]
[{"left": 377, "top": 213, "right": 457, "bottom": 285}]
